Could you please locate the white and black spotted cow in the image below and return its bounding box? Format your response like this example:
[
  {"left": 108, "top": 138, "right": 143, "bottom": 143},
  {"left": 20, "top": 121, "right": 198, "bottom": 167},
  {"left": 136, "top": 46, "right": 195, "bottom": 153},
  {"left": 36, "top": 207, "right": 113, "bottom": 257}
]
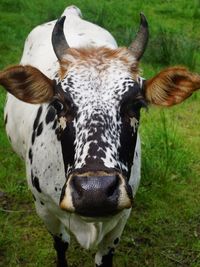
[{"left": 1, "top": 5, "right": 200, "bottom": 267}]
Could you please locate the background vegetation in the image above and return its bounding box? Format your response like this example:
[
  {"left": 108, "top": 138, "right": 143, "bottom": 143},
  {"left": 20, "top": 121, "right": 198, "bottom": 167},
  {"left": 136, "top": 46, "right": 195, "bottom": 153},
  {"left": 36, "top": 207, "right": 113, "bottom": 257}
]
[{"left": 0, "top": 0, "right": 200, "bottom": 266}]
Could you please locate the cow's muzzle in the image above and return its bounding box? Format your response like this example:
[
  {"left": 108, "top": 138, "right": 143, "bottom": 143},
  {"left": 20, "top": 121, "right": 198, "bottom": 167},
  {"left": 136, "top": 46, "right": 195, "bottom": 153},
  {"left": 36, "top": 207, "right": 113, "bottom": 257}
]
[{"left": 60, "top": 171, "right": 133, "bottom": 217}]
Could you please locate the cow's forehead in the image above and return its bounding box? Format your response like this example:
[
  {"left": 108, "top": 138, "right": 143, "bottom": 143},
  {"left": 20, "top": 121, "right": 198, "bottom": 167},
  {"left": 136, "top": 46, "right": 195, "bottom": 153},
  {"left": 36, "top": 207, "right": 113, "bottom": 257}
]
[{"left": 62, "top": 71, "right": 136, "bottom": 106}]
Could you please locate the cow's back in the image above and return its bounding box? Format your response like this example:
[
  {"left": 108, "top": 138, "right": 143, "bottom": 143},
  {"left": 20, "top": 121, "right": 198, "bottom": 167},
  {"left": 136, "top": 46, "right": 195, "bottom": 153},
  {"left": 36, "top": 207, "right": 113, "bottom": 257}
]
[{"left": 4, "top": 5, "right": 117, "bottom": 159}]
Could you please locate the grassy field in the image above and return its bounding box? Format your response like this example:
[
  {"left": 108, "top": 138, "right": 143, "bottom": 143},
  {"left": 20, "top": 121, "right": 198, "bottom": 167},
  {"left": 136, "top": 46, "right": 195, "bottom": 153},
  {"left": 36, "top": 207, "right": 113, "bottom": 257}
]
[{"left": 1, "top": 0, "right": 200, "bottom": 266}]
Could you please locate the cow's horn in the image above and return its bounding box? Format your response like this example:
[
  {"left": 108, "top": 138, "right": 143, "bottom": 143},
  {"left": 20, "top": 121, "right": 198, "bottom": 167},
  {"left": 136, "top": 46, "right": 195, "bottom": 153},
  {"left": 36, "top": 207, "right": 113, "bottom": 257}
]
[
  {"left": 52, "top": 16, "right": 69, "bottom": 61},
  {"left": 129, "top": 13, "right": 149, "bottom": 60}
]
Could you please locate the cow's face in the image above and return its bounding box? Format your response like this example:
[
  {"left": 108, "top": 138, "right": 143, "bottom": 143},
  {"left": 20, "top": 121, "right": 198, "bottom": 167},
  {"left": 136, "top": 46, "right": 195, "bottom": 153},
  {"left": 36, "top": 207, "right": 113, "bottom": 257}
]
[
  {"left": 52, "top": 47, "right": 146, "bottom": 216},
  {"left": 48, "top": 15, "right": 150, "bottom": 217},
  {"left": 1, "top": 15, "right": 200, "bottom": 217}
]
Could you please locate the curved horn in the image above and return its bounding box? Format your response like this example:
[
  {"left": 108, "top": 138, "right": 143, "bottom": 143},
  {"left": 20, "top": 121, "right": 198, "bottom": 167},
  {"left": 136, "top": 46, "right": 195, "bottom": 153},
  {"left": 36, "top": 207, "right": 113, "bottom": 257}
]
[
  {"left": 129, "top": 13, "right": 149, "bottom": 60},
  {"left": 52, "top": 16, "right": 70, "bottom": 61}
]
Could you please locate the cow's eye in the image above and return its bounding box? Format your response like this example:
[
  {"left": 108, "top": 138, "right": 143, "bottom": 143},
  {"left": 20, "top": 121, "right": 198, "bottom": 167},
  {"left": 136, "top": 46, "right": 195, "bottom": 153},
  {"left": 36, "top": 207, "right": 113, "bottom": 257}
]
[
  {"left": 128, "top": 100, "right": 147, "bottom": 117},
  {"left": 52, "top": 99, "right": 64, "bottom": 113},
  {"left": 51, "top": 97, "right": 77, "bottom": 120},
  {"left": 122, "top": 99, "right": 147, "bottom": 118}
]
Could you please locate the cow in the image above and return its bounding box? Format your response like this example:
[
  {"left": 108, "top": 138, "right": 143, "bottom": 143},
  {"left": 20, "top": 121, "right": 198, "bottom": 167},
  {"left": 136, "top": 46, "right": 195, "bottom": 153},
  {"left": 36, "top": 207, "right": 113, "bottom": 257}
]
[{"left": 0, "top": 5, "right": 200, "bottom": 267}]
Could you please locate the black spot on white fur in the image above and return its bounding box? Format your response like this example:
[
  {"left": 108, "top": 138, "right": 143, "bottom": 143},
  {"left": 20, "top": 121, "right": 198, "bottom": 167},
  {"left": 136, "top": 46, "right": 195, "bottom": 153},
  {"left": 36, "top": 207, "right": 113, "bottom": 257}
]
[
  {"left": 32, "top": 106, "right": 43, "bottom": 145},
  {"left": 31, "top": 173, "right": 42, "bottom": 193},
  {"left": 46, "top": 106, "right": 56, "bottom": 124},
  {"left": 29, "top": 148, "right": 33, "bottom": 164},
  {"left": 4, "top": 114, "right": 8, "bottom": 125},
  {"left": 33, "top": 106, "right": 43, "bottom": 131},
  {"left": 32, "top": 131, "right": 36, "bottom": 145},
  {"left": 37, "top": 122, "right": 43, "bottom": 136},
  {"left": 52, "top": 119, "right": 57, "bottom": 130}
]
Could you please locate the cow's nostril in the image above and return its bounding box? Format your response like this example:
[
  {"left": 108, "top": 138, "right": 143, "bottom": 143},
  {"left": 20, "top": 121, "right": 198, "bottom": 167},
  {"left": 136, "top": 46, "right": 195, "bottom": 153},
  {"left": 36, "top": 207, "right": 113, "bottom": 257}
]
[
  {"left": 106, "top": 175, "right": 119, "bottom": 197},
  {"left": 71, "top": 176, "right": 85, "bottom": 198},
  {"left": 72, "top": 175, "right": 101, "bottom": 199}
]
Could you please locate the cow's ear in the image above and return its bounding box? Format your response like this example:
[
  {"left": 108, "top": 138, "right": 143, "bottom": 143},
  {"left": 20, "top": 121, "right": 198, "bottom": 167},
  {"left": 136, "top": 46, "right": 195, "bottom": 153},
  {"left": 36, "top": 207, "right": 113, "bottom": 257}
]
[
  {"left": 143, "top": 67, "right": 200, "bottom": 106},
  {"left": 0, "top": 65, "right": 54, "bottom": 104}
]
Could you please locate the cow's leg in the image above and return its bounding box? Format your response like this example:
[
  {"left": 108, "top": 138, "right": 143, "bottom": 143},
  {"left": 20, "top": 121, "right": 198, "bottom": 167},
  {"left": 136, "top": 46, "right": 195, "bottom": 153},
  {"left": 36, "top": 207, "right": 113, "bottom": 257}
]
[
  {"left": 34, "top": 201, "right": 70, "bottom": 266},
  {"left": 95, "top": 247, "right": 115, "bottom": 267},
  {"left": 53, "top": 235, "right": 68, "bottom": 267},
  {"left": 95, "top": 210, "right": 131, "bottom": 267}
]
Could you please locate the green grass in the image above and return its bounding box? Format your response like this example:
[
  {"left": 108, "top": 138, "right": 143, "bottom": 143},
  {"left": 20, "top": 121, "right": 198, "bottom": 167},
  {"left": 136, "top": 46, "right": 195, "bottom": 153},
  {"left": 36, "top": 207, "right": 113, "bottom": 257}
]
[{"left": 1, "top": 0, "right": 200, "bottom": 266}]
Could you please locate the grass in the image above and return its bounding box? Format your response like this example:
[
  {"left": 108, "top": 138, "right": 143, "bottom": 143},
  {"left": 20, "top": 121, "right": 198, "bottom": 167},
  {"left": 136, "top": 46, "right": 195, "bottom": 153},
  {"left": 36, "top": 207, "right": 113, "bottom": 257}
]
[{"left": 1, "top": 0, "right": 200, "bottom": 266}]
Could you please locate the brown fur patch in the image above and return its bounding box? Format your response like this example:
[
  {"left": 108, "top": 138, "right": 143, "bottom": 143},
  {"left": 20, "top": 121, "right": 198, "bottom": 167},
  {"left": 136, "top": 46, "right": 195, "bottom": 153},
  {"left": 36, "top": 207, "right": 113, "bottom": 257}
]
[
  {"left": 0, "top": 65, "right": 54, "bottom": 104},
  {"left": 145, "top": 66, "right": 200, "bottom": 106},
  {"left": 59, "top": 47, "right": 139, "bottom": 79},
  {"left": 63, "top": 47, "right": 133, "bottom": 62},
  {"left": 59, "top": 64, "right": 68, "bottom": 80}
]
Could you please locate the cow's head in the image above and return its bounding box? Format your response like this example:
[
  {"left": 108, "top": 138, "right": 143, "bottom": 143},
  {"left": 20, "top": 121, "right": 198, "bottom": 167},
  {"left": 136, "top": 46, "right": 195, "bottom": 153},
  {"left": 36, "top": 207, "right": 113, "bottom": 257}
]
[{"left": 1, "top": 16, "right": 200, "bottom": 217}]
